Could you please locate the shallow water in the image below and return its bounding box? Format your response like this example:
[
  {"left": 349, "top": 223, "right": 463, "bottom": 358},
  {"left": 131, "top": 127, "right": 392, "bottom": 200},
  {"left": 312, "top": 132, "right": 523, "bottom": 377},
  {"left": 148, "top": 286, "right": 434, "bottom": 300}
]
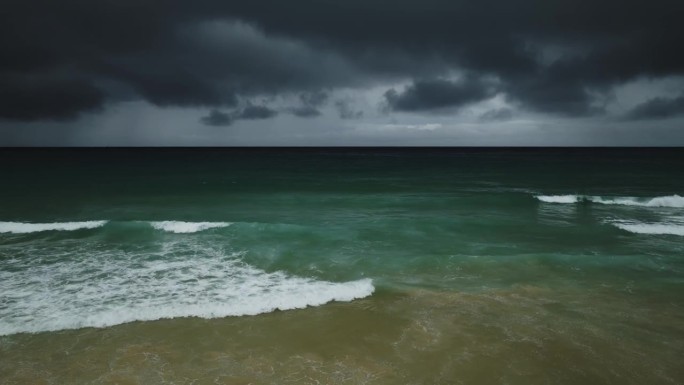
[{"left": 2, "top": 287, "right": 683, "bottom": 384}]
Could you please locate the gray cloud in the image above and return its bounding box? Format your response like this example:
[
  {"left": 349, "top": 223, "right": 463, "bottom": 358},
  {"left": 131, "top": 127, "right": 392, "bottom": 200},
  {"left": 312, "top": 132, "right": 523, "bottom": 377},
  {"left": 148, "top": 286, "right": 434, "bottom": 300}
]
[
  {"left": 200, "top": 104, "right": 278, "bottom": 126},
  {"left": 299, "top": 91, "right": 329, "bottom": 108},
  {"left": 384, "top": 77, "right": 496, "bottom": 112},
  {"left": 1, "top": 0, "right": 684, "bottom": 128},
  {"left": 200, "top": 110, "right": 233, "bottom": 127},
  {"left": 335, "top": 100, "right": 363, "bottom": 119},
  {"left": 479, "top": 108, "right": 514, "bottom": 122},
  {"left": 235, "top": 105, "right": 278, "bottom": 120},
  {"left": 625, "top": 93, "right": 684, "bottom": 120},
  {"left": 289, "top": 106, "right": 322, "bottom": 118},
  {"left": 287, "top": 91, "right": 329, "bottom": 117}
]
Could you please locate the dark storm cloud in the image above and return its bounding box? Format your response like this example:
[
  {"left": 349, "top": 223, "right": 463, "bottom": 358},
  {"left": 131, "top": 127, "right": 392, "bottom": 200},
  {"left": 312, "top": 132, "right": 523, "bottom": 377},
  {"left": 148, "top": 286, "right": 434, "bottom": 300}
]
[
  {"left": 384, "top": 77, "right": 496, "bottom": 112},
  {"left": 199, "top": 104, "right": 278, "bottom": 126},
  {"left": 0, "top": 75, "right": 104, "bottom": 121},
  {"left": 625, "top": 94, "right": 684, "bottom": 120},
  {"left": 222, "top": 0, "right": 683, "bottom": 115},
  {"left": 504, "top": 76, "right": 605, "bottom": 117},
  {"left": 2, "top": 0, "right": 684, "bottom": 122},
  {"left": 97, "top": 61, "right": 237, "bottom": 107}
]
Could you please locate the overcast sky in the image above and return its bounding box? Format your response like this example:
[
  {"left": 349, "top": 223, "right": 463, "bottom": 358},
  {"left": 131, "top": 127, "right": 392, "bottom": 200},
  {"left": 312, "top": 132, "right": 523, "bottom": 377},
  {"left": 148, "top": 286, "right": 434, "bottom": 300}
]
[{"left": 1, "top": 0, "right": 683, "bottom": 146}]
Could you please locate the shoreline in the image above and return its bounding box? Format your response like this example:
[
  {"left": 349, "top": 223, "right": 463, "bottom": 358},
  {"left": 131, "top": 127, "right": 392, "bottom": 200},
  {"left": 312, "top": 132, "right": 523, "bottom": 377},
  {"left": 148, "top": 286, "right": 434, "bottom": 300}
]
[{"left": 2, "top": 285, "right": 682, "bottom": 384}]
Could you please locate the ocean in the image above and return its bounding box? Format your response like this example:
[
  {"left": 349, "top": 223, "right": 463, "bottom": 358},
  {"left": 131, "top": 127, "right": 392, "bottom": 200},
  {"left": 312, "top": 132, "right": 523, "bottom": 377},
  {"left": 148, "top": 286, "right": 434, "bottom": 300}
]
[{"left": 1, "top": 148, "right": 683, "bottom": 384}]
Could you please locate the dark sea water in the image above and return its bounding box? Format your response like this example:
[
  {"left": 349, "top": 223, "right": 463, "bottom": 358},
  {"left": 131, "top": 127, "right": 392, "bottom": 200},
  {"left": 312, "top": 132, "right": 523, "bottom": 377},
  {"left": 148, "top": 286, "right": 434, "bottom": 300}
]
[{"left": 1, "top": 148, "right": 683, "bottom": 384}]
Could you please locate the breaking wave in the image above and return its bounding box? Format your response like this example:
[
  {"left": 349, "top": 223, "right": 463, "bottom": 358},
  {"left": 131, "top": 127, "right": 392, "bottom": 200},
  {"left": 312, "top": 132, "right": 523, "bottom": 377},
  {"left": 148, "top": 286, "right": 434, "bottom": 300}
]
[
  {"left": 535, "top": 195, "right": 580, "bottom": 204},
  {"left": 536, "top": 194, "right": 684, "bottom": 208},
  {"left": 609, "top": 220, "right": 684, "bottom": 236},
  {"left": 0, "top": 221, "right": 108, "bottom": 234},
  {"left": 0, "top": 220, "right": 233, "bottom": 235},
  {"left": 148, "top": 221, "right": 232, "bottom": 233},
  {"left": 0, "top": 242, "right": 374, "bottom": 336}
]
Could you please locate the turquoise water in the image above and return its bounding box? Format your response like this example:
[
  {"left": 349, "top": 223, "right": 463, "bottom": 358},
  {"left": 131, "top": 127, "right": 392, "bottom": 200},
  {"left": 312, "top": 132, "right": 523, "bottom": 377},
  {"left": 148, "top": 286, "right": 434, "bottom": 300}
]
[{"left": 1, "top": 149, "right": 683, "bottom": 384}]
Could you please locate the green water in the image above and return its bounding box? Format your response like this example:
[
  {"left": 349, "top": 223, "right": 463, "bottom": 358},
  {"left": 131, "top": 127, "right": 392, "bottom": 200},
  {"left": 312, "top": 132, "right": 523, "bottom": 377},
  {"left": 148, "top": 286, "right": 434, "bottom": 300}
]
[{"left": 1, "top": 149, "right": 683, "bottom": 384}]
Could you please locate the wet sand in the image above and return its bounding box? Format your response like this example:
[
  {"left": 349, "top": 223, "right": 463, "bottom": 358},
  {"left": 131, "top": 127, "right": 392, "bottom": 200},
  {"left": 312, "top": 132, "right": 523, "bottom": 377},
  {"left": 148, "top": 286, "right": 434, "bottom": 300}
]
[{"left": 2, "top": 285, "right": 683, "bottom": 385}]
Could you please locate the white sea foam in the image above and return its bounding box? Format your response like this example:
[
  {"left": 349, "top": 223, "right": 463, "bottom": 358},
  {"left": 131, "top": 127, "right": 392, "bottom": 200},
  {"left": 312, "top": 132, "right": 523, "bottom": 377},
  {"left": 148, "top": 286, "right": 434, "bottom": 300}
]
[
  {"left": 149, "top": 221, "right": 232, "bottom": 233},
  {"left": 0, "top": 221, "right": 108, "bottom": 234},
  {"left": 535, "top": 195, "right": 580, "bottom": 204},
  {"left": 0, "top": 242, "right": 374, "bottom": 336},
  {"left": 610, "top": 220, "right": 684, "bottom": 236},
  {"left": 590, "top": 195, "right": 684, "bottom": 208},
  {"left": 536, "top": 194, "right": 684, "bottom": 208}
]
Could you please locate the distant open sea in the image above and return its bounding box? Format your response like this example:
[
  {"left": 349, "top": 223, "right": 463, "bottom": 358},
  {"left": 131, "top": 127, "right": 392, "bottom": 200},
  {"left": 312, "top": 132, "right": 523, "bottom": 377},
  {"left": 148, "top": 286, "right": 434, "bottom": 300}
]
[{"left": 1, "top": 148, "right": 683, "bottom": 384}]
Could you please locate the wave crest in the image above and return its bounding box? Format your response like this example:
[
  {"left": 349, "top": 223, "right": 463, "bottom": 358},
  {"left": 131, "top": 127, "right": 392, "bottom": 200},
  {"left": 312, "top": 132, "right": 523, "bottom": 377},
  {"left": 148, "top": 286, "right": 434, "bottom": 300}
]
[
  {"left": 0, "top": 243, "right": 374, "bottom": 335},
  {"left": 149, "top": 221, "right": 231, "bottom": 233},
  {"left": 0, "top": 221, "right": 107, "bottom": 234},
  {"left": 535, "top": 195, "right": 580, "bottom": 204},
  {"left": 610, "top": 221, "right": 684, "bottom": 236},
  {"left": 536, "top": 194, "right": 684, "bottom": 208}
]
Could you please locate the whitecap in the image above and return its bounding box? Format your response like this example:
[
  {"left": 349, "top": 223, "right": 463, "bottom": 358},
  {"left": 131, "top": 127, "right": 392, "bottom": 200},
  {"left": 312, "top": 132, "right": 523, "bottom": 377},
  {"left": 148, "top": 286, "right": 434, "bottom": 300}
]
[
  {"left": 610, "top": 221, "right": 684, "bottom": 236},
  {"left": 0, "top": 221, "right": 108, "bottom": 234},
  {"left": 149, "top": 221, "right": 231, "bottom": 233},
  {"left": 536, "top": 194, "right": 684, "bottom": 208},
  {"left": 590, "top": 195, "right": 684, "bottom": 208},
  {"left": 535, "top": 195, "right": 581, "bottom": 204}
]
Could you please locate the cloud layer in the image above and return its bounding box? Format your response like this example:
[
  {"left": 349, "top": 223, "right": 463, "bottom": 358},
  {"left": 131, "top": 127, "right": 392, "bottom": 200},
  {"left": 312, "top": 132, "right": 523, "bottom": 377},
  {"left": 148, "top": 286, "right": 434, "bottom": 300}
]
[{"left": 1, "top": 0, "right": 683, "bottom": 145}]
